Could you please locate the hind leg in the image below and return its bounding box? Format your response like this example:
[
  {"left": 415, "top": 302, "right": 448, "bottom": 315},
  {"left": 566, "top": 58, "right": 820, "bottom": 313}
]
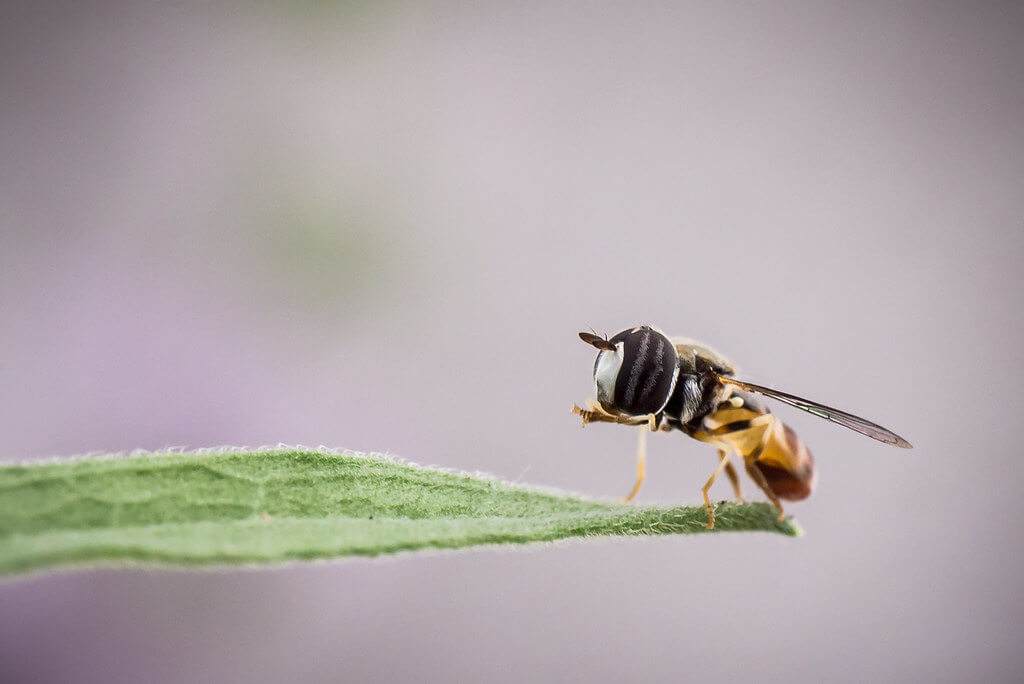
[
  {"left": 704, "top": 421, "right": 782, "bottom": 519},
  {"left": 743, "top": 460, "right": 784, "bottom": 520},
  {"left": 741, "top": 429, "right": 785, "bottom": 520},
  {"left": 720, "top": 450, "right": 744, "bottom": 502}
]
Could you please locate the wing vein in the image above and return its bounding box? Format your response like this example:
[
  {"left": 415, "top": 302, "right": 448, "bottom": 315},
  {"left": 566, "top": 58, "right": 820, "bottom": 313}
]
[{"left": 716, "top": 376, "right": 913, "bottom": 448}]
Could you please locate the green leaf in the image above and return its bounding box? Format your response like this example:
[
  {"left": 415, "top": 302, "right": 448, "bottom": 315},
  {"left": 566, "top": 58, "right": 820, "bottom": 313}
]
[{"left": 0, "top": 449, "right": 800, "bottom": 577}]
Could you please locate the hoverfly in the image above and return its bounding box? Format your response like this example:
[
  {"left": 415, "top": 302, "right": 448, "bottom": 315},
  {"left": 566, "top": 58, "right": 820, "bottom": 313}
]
[{"left": 571, "top": 325, "right": 911, "bottom": 529}]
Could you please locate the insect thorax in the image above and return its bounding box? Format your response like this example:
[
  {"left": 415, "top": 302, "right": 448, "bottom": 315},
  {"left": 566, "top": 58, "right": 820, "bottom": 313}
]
[
  {"left": 655, "top": 341, "right": 734, "bottom": 427},
  {"left": 663, "top": 373, "right": 726, "bottom": 427},
  {"left": 671, "top": 338, "right": 736, "bottom": 376}
]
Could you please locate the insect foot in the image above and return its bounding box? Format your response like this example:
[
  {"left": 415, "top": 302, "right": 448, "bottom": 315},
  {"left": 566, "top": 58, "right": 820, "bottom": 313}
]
[{"left": 571, "top": 404, "right": 593, "bottom": 427}]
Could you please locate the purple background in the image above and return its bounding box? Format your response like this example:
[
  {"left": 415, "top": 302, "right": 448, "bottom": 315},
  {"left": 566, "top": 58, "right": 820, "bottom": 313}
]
[{"left": 2, "top": 2, "right": 1022, "bottom": 682}]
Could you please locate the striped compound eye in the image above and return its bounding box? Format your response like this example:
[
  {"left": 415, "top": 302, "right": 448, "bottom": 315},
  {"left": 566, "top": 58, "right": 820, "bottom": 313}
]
[{"left": 582, "top": 326, "right": 679, "bottom": 417}]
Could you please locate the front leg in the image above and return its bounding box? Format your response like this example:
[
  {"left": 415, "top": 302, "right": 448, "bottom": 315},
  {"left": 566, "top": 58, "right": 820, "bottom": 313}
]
[
  {"left": 620, "top": 425, "right": 649, "bottom": 503},
  {"left": 571, "top": 401, "right": 657, "bottom": 430},
  {"left": 571, "top": 399, "right": 613, "bottom": 427}
]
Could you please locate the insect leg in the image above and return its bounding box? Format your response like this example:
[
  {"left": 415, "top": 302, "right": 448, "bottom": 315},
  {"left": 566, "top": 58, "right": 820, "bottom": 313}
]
[
  {"left": 620, "top": 426, "right": 648, "bottom": 503},
  {"left": 701, "top": 451, "right": 732, "bottom": 530},
  {"left": 614, "top": 413, "right": 658, "bottom": 429},
  {"left": 743, "top": 460, "right": 784, "bottom": 521},
  {"left": 720, "top": 450, "right": 744, "bottom": 503},
  {"left": 570, "top": 403, "right": 657, "bottom": 429},
  {"left": 705, "top": 416, "right": 779, "bottom": 513},
  {"left": 571, "top": 400, "right": 606, "bottom": 426},
  {"left": 750, "top": 429, "right": 785, "bottom": 519},
  {"left": 735, "top": 426, "right": 785, "bottom": 520}
]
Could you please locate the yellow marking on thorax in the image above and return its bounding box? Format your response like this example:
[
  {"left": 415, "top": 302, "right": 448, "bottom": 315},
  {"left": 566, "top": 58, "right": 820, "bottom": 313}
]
[
  {"left": 703, "top": 402, "right": 764, "bottom": 429},
  {"left": 703, "top": 401, "right": 775, "bottom": 459}
]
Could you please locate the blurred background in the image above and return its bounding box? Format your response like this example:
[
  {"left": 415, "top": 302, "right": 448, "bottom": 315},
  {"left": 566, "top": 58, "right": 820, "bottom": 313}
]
[{"left": 2, "top": 1, "right": 1022, "bottom": 682}]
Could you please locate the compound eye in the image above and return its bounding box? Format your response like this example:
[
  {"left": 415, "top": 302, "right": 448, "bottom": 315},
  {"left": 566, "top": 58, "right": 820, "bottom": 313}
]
[
  {"left": 605, "top": 327, "right": 679, "bottom": 416},
  {"left": 593, "top": 345, "right": 624, "bottom": 407}
]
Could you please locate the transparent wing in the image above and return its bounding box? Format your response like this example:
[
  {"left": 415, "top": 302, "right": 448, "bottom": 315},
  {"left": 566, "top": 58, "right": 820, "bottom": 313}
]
[{"left": 716, "top": 376, "right": 913, "bottom": 448}]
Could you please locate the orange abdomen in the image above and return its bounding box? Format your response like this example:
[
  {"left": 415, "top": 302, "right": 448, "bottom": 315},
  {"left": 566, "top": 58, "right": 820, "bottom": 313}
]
[{"left": 752, "top": 421, "right": 816, "bottom": 501}]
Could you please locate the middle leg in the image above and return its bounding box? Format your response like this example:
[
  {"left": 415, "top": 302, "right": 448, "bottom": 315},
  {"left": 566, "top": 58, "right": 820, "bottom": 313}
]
[{"left": 701, "top": 450, "right": 732, "bottom": 530}]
